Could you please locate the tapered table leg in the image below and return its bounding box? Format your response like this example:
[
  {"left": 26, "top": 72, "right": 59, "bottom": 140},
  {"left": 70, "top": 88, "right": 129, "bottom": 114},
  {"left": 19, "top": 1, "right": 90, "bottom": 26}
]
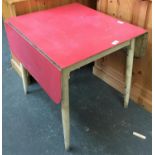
[
  {"left": 61, "top": 70, "right": 70, "bottom": 150},
  {"left": 20, "top": 63, "right": 28, "bottom": 94},
  {"left": 124, "top": 39, "right": 135, "bottom": 108}
]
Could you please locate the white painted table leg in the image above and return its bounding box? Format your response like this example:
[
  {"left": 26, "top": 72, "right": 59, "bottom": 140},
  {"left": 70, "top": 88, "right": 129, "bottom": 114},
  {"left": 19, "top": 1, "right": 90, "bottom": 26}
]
[
  {"left": 124, "top": 39, "right": 135, "bottom": 108},
  {"left": 20, "top": 63, "right": 28, "bottom": 94},
  {"left": 61, "top": 71, "right": 70, "bottom": 150}
]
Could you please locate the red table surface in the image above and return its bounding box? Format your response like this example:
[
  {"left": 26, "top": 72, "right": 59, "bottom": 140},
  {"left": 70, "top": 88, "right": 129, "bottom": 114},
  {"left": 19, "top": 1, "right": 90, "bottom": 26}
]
[
  {"left": 6, "top": 3, "right": 146, "bottom": 69},
  {"left": 5, "top": 3, "right": 146, "bottom": 104}
]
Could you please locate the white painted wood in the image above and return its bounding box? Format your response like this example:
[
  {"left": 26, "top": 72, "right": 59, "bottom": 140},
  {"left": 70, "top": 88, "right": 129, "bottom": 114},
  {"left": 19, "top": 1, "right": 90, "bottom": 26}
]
[
  {"left": 124, "top": 39, "right": 135, "bottom": 108},
  {"left": 20, "top": 63, "right": 28, "bottom": 94},
  {"left": 60, "top": 40, "right": 132, "bottom": 150},
  {"left": 61, "top": 71, "right": 70, "bottom": 150},
  {"left": 65, "top": 41, "right": 130, "bottom": 72}
]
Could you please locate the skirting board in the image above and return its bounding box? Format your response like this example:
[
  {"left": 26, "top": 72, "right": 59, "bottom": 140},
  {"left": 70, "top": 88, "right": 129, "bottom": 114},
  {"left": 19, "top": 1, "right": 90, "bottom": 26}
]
[{"left": 93, "top": 65, "right": 152, "bottom": 112}]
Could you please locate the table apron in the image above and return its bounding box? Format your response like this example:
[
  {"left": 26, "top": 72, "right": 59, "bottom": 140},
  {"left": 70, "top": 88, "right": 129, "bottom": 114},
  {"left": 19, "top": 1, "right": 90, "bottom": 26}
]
[{"left": 64, "top": 40, "right": 130, "bottom": 73}]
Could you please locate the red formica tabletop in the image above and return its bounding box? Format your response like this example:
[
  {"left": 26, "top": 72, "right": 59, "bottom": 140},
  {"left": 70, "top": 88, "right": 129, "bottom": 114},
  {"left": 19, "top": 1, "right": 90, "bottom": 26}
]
[{"left": 5, "top": 3, "right": 146, "bottom": 103}]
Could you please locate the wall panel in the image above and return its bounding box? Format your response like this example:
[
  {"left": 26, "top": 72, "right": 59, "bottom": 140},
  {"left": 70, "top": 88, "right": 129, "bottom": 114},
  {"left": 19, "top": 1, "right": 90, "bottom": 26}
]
[{"left": 94, "top": 0, "right": 152, "bottom": 111}]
